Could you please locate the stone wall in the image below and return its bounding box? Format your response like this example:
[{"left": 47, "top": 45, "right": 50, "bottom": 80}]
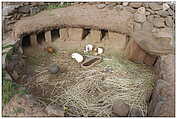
[
  {"left": 148, "top": 54, "right": 175, "bottom": 117},
  {"left": 2, "top": 2, "right": 175, "bottom": 117},
  {"left": 2, "top": 2, "right": 73, "bottom": 33}
]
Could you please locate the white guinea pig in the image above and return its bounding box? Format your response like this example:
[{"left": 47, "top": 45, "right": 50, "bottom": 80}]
[
  {"left": 84, "top": 44, "right": 94, "bottom": 53},
  {"left": 71, "top": 53, "right": 84, "bottom": 63},
  {"left": 97, "top": 47, "right": 104, "bottom": 54}
]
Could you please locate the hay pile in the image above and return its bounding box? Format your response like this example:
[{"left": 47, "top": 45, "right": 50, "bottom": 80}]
[
  {"left": 50, "top": 56, "right": 155, "bottom": 117},
  {"left": 24, "top": 49, "right": 154, "bottom": 117}
]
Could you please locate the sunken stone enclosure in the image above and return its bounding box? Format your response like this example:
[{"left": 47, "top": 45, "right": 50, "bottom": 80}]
[{"left": 2, "top": 2, "right": 175, "bottom": 117}]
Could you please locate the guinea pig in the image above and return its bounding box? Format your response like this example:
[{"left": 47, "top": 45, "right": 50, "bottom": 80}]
[
  {"left": 84, "top": 44, "right": 94, "bottom": 53},
  {"left": 45, "top": 46, "right": 56, "bottom": 54},
  {"left": 71, "top": 53, "right": 84, "bottom": 63},
  {"left": 93, "top": 47, "right": 104, "bottom": 56}
]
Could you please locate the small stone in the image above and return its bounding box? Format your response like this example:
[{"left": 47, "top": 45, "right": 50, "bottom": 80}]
[
  {"left": 158, "top": 10, "right": 169, "bottom": 17},
  {"left": 134, "top": 13, "right": 146, "bottom": 23},
  {"left": 2, "top": 54, "right": 7, "bottom": 69},
  {"left": 165, "top": 16, "right": 173, "bottom": 27},
  {"left": 115, "top": 5, "right": 124, "bottom": 12},
  {"left": 107, "top": 4, "right": 114, "bottom": 10},
  {"left": 134, "top": 22, "right": 142, "bottom": 31},
  {"left": 129, "top": 2, "right": 142, "bottom": 8},
  {"left": 163, "top": 3, "right": 170, "bottom": 11},
  {"left": 137, "top": 7, "right": 146, "bottom": 14},
  {"left": 18, "top": 6, "right": 32, "bottom": 14},
  {"left": 48, "top": 64, "right": 60, "bottom": 74},
  {"left": 122, "top": 2, "right": 129, "bottom": 6},
  {"left": 168, "top": 8, "right": 174, "bottom": 16},
  {"left": 45, "top": 105, "right": 64, "bottom": 117},
  {"left": 145, "top": 11, "right": 151, "bottom": 16},
  {"left": 153, "top": 18, "right": 165, "bottom": 28},
  {"left": 96, "top": 4, "right": 106, "bottom": 9},
  {"left": 12, "top": 70, "right": 19, "bottom": 80},
  {"left": 154, "top": 15, "right": 161, "bottom": 18},
  {"left": 4, "top": 15, "right": 13, "bottom": 19},
  {"left": 142, "top": 21, "right": 153, "bottom": 31},
  {"left": 2, "top": 5, "right": 19, "bottom": 16},
  {"left": 146, "top": 8, "right": 155, "bottom": 14},
  {"left": 149, "top": 3, "right": 163, "bottom": 11},
  {"left": 112, "top": 99, "right": 130, "bottom": 116},
  {"left": 30, "top": 7, "right": 40, "bottom": 15},
  {"left": 124, "top": 6, "right": 137, "bottom": 14},
  {"left": 143, "top": 3, "right": 149, "bottom": 8}
]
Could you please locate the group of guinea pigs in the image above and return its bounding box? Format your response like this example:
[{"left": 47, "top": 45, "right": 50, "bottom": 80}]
[
  {"left": 71, "top": 44, "right": 104, "bottom": 63},
  {"left": 45, "top": 44, "right": 104, "bottom": 64}
]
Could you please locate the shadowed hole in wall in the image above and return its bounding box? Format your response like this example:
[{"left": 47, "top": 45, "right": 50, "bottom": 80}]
[
  {"left": 51, "top": 28, "right": 60, "bottom": 41},
  {"left": 100, "top": 29, "right": 108, "bottom": 41},
  {"left": 82, "top": 28, "right": 91, "bottom": 40},
  {"left": 21, "top": 35, "right": 31, "bottom": 48},
  {"left": 37, "top": 31, "right": 45, "bottom": 44}
]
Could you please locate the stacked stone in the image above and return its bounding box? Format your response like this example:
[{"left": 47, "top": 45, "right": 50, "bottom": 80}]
[{"left": 2, "top": 2, "right": 72, "bottom": 33}]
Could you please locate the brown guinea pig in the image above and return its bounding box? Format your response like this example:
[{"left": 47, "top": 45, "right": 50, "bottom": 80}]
[
  {"left": 45, "top": 46, "right": 56, "bottom": 54},
  {"left": 93, "top": 47, "right": 104, "bottom": 56}
]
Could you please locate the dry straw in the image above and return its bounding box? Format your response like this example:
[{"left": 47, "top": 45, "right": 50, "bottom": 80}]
[{"left": 50, "top": 57, "right": 154, "bottom": 117}]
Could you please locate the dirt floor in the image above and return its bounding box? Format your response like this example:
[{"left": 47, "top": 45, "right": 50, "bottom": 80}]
[{"left": 12, "top": 44, "right": 155, "bottom": 117}]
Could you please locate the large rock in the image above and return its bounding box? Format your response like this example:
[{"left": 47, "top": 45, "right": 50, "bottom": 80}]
[
  {"left": 134, "top": 13, "right": 146, "bottom": 23},
  {"left": 148, "top": 54, "right": 175, "bottom": 117},
  {"left": 96, "top": 4, "right": 106, "bottom": 9},
  {"left": 165, "top": 16, "right": 173, "bottom": 27},
  {"left": 137, "top": 7, "right": 146, "bottom": 14},
  {"left": 143, "top": 53, "right": 157, "bottom": 66},
  {"left": 134, "top": 22, "right": 141, "bottom": 31},
  {"left": 48, "top": 64, "right": 60, "bottom": 74},
  {"left": 129, "top": 2, "right": 142, "bottom": 8},
  {"left": 122, "top": 2, "right": 129, "bottom": 6},
  {"left": 153, "top": 18, "right": 165, "bottom": 28},
  {"left": 147, "top": 15, "right": 155, "bottom": 23},
  {"left": 18, "top": 6, "right": 32, "bottom": 14},
  {"left": 168, "top": 8, "right": 174, "bottom": 16},
  {"left": 2, "top": 4, "right": 19, "bottom": 16},
  {"left": 162, "top": 3, "right": 170, "bottom": 11},
  {"left": 124, "top": 6, "right": 137, "bottom": 14},
  {"left": 30, "top": 7, "right": 40, "bottom": 15},
  {"left": 130, "top": 22, "right": 174, "bottom": 55},
  {"left": 6, "top": 53, "right": 25, "bottom": 80},
  {"left": 112, "top": 99, "right": 130, "bottom": 116},
  {"left": 125, "top": 39, "right": 146, "bottom": 64},
  {"left": 157, "top": 10, "right": 170, "bottom": 17},
  {"left": 149, "top": 3, "right": 163, "bottom": 11}
]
